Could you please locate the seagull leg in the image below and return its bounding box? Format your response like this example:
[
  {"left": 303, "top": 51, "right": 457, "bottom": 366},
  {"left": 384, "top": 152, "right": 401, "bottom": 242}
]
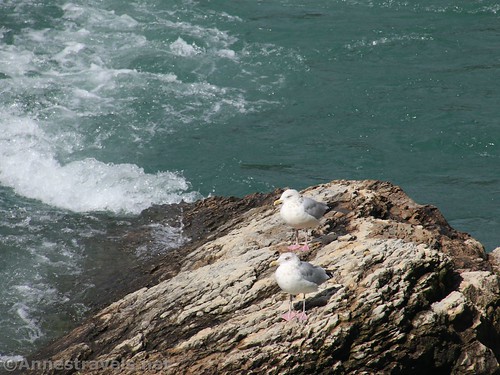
[
  {"left": 287, "top": 229, "right": 302, "bottom": 251},
  {"left": 300, "top": 232, "right": 310, "bottom": 251},
  {"left": 281, "top": 294, "right": 297, "bottom": 321},
  {"left": 296, "top": 294, "right": 308, "bottom": 321}
]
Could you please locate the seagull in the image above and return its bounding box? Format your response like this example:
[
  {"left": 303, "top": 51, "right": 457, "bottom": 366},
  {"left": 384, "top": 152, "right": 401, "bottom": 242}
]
[
  {"left": 271, "top": 252, "right": 332, "bottom": 322},
  {"left": 274, "top": 189, "right": 329, "bottom": 251}
]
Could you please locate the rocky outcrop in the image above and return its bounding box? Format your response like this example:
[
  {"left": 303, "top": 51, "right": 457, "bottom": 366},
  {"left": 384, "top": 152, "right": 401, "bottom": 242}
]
[{"left": 27, "top": 180, "right": 500, "bottom": 374}]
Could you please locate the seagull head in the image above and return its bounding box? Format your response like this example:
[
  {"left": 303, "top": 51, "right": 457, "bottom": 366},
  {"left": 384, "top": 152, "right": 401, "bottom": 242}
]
[
  {"left": 270, "top": 252, "right": 301, "bottom": 267},
  {"left": 273, "top": 189, "right": 301, "bottom": 206}
]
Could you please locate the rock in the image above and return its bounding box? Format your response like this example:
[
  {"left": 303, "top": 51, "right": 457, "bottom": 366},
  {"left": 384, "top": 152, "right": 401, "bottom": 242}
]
[
  {"left": 490, "top": 248, "right": 500, "bottom": 274},
  {"left": 27, "top": 180, "right": 500, "bottom": 374}
]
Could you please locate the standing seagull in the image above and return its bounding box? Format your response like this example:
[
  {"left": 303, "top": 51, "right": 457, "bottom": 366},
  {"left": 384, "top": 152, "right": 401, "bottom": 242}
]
[
  {"left": 274, "top": 189, "right": 329, "bottom": 251},
  {"left": 271, "top": 252, "right": 332, "bottom": 322}
]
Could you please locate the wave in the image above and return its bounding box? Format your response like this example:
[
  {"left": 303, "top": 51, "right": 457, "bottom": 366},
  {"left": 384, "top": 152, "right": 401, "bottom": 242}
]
[{"left": 0, "top": 113, "right": 200, "bottom": 214}]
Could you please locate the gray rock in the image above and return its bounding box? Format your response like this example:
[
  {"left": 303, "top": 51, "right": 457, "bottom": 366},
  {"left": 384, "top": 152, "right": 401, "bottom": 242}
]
[{"left": 29, "top": 180, "right": 500, "bottom": 374}]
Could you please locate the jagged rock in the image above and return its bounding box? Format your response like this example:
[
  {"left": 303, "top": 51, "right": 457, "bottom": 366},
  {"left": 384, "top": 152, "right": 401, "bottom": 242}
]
[{"left": 27, "top": 180, "right": 500, "bottom": 374}]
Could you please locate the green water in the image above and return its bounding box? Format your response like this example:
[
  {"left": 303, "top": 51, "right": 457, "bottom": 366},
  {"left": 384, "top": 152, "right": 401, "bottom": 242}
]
[{"left": 0, "top": 0, "right": 499, "bottom": 360}]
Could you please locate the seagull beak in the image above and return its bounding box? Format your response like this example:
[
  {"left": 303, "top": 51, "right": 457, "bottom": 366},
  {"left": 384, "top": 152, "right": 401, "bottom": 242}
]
[
  {"left": 273, "top": 199, "right": 282, "bottom": 206},
  {"left": 270, "top": 260, "right": 279, "bottom": 267}
]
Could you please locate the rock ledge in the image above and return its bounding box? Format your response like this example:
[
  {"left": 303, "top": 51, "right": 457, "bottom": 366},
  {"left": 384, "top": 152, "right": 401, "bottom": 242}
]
[{"left": 28, "top": 180, "right": 500, "bottom": 374}]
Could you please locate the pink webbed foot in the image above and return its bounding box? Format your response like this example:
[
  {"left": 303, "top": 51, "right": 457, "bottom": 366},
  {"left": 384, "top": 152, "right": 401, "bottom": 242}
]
[
  {"left": 299, "top": 244, "right": 310, "bottom": 251},
  {"left": 287, "top": 244, "right": 302, "bottom": 251},
  {"left": 281, "top": 311, "right": 297, "bottom": 321}
]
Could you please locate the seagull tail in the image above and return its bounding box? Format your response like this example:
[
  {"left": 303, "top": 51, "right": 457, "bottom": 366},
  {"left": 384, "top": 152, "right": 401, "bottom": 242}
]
[
  {"left": 326, "top": 202, "right": 349, "bottom": 215},
  {"left": 325, "top": 270, "right": 335, "bottom": 279}
]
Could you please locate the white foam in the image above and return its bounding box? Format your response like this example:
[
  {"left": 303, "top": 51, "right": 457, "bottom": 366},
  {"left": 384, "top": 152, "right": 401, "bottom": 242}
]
[
  {"left": 135, "top": 222, "right": 187, "bottom": 257},
  {"left": 0, "top": 45, "right": 36, "bottom": 77},
  {"left": 158, "top": 73, "right": 179, "bottom": 83},
  {"left": 0, "top": 27, "right": 9, "bottom": 40},
  {"left": 161, "top": 19, "right": 237, "bottom": 48},
  {"left": 13, "top": 303, "right": 43, "bottom": 343},
  {"left": 0, "top": 114, "right": 200, "bottom": 214},
  {"left": 170, "top": 37, "right": 203, "bottom": 57},
  {"left": 0, "top": 2, "right": 273, "bottom": 215},
  {"left": 62, "top": 3, "right": 138, "bottom": 30},
  {"left": 54, "top": 42, "right": 86, "bottom": 64},
  {"left": 216, "top": 48, "right": 237, "bottom": 59},
  {"left": 345, "top": 33, "right": 433, "bottom": 50}
]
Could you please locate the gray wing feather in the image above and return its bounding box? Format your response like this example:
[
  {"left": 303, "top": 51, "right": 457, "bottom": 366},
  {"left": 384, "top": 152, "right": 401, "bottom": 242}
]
[
  {"left": 299, "top": 262, "right": 330, "bottom": 285},
  {"left": 302, "top": 197, "right": 328, "bottom": 219}
]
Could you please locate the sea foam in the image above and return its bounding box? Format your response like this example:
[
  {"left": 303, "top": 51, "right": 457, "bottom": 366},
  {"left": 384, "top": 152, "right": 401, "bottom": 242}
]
[
  {"left": 0, "top": 114, "right": 200, "bottom": 214},
  {"left": 170, "top": 37, "right": 203, "bottom": 57}
]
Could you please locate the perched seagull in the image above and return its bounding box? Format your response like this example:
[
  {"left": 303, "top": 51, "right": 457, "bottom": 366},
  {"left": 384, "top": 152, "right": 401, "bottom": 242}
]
[
  {"left": 274, "top": 189, "right": 329, "bottom": 251},
  {"left": 271, "top": 252, "right": 332, "bottom": 322}
]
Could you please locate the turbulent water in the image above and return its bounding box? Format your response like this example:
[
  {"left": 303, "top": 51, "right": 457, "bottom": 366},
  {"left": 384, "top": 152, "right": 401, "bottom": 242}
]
[{"left": 1, "top": 0, "right": 499, "bottom": 361}]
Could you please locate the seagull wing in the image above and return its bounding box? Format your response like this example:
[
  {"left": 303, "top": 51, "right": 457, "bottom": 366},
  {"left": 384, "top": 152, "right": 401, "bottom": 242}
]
[
  {"left": 299, "top": 261, "right": 331, "bottom": 286},
  {"left": 302, "top": 197, "right": 328, "bottom": 220}
]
